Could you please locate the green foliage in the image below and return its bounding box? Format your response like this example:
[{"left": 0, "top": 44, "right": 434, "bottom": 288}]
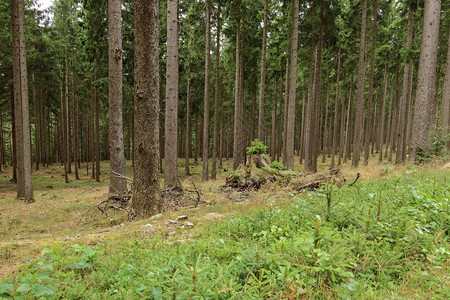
[
  {"left": 270, "top": 161, "right": 286, "bottom": 171},
  {"left": 415, "top": 127, "right": 450, "bottom": 163},
  {"left": 2, "top": 172, "right": 449, "bottom": 298},
  {"left": 246, "top": 139, "right": 268, "bottom": 155}
]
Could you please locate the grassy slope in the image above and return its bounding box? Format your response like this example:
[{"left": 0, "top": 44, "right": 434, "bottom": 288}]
[{"left": 0, "top": 157, "right": 449, "bottom": 299}]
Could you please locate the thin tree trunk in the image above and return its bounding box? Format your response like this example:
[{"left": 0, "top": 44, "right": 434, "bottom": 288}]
[
  {"left": 212, "top": 4, "right": 221, "bottom": 179},
  {"left": 233, "top": 17, "right": 242, "bottom": 170},
  {"left": 108, "top": 0, "right": 127, "bottom": 194},
  {"left": 352, "top": 0, "right": 368, "bottom": 167},
  {"left": 257, "top": 0, "right": 269, "bottom": 140},
  {"left": 285, "top": 0, "right": 299, "bottom": 170},
  {"left": 379, "top": 64, "right": 388, "bottom": 162},
  {"left": 185, "top": 67, "right": 191, "bottom": 175},
  {"left": 164, "top": 0, "right": 180, "bottom": 187},
  {"left": 202, "top": 0, "right": 211, "bottom": 181},
  {"left": 331, "top": 48, "right": 342, "bottom": 168},
  {"left": 396, "top": 7, "right": 415, "bottom": 164}
]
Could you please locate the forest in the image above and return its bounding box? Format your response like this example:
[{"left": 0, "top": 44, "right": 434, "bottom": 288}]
[{"left": 0, "top": 0, "right": 449, "bottom": 298}]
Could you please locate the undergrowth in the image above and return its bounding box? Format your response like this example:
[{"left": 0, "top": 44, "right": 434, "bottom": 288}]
[{"left": 1, "top": 171, "right": 449, "bottom": 299}]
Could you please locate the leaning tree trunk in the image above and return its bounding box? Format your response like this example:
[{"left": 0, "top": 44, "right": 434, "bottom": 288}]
[
  {"left": 132, "top": 0, "right": 161, "bottom": 218},
  {"left": 108, "top": 0, "right": 128, "bottom": 194},
  {"left": 411, "top": 0, "right": 441, "bottom": 162}
]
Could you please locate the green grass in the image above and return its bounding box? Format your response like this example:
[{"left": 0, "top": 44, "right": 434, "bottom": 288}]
[{"left": 1, "top": 167, "right": 448, "bottom": 299}]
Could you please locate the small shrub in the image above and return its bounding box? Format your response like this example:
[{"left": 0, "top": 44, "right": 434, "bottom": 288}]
[
  {"left": 246, "top": 139, "right": 268, "bottom": 155},
  {"left": 270, "top": 161, "right": 286, "bottom": 171}
]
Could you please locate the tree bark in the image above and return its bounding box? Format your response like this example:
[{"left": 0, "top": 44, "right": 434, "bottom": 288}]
[
  {"left": 441, "top": 33, "right": 450, "bottom": 150},
  {"left": 12, "top": 0, "right": 33, "bottom": 201},
  {"left": 364, "top": 0, "right": 378, "bottom": 165},
  {"left": 164, "top": 0, "right": 180, "bottom": 187},
  {"left": 331, "top": 48, "right": 342, "bottom": 168},
  {"left": 202, "top": 0, "right": 211, "bottom": 181},
  {"left": 108, "top": 0, "right": 128, "bottom": 194},
  {"left": 257, "top": 0, "right": 269, "bottom": 141},
  {"left": 132, "top": 0, "right": 160, "bottom": 218},
  {"left": 285, "top": 0, "right": 299, "bottom": 170},
  {"left": 411, "top": 0, "right": 441, "bottom": 161},
  {"left": 396, "top": 6, "right": 415, "bottom": 164},
  {"left": 212, "top": 4, "right": 221, "bottom": 180},
  {"left": 379, "top": 64, "right": 388, "bottom": 162},
  {"left": 233, "top": 17, "right": 242, "bottom": 170},
  {"left": 185, "top": 67, "right": 191, "bottom": 175}
]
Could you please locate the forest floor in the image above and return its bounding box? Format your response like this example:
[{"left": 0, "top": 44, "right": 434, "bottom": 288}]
[{"left": 0, "top": 156, "right": 449, "bottom": 298}]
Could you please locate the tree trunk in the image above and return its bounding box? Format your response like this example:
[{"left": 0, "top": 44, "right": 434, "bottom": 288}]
[
  {"left": 257, "top": 0, "right": 269, "bottom": 141},
  {"left": 352, "top": 0, "right": 368, "bottom": 167},
  {"left": 212, "top": 4, "right": 221, "bottom": 180},
  {"left": 132, "top": 0, "right": 160, "bottom": 218},
  {"left": 12, "top": 0, "right": 33, "bottom": 201},
  {"left": 71, "top": 52, "right": 79, "bottom": 179},
  {"left": 271, "top": 77, "right": 277, "bottom": 160},
  {"left": 364, "top": 0, "right": 378, "bottom": 165},
  {"left": 396, "top": 6, "right": 415, "bottom": 164},
  {"left": 108, "top": 0, "right": 127, "bottom": 194},
  {"left": 331, "top": 48, "right": 342, "bottom": 168},
  {"left": 379, "top": 64, "right": 388, "bottom": 162},
  {"left": 164, "top": 0, "right": 180, "bottom": 187},
  {"left": 441, "top": 33, "right": 450, "bottom": 151},
  {"left": 233, "top": 17, "right": 242, "bottom": 170},
  {"left": 411, "top": 0, "right": 441, "bottom": 161},
  {"left": 285, "top": 0, "right": 299, "bottom": 170},
  {"left": 338, "top": 73, "right": 347, "bottom": 166},
  {"left": 201, "top": 0, "right": 211, "bottom": 181},
  {"left": 185, "top": 67, "right": 191, "bottom": 175},
  {"left": 322, "top": 83, "right": 330, "bottom": 163},
  {"left": 94, "top": 89, "right": 100, "bottom": 182}
]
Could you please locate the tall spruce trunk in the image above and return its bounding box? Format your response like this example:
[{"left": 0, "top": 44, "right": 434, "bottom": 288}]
[
  {"left": 352, "top": 0, "right": 368, "bottom": 167},
  {"left": 331, "top": 48, "right": 342, "bottom": 168},
  {"left": 108, "top": 0, "right": 128, "bottom": 194},
  {"left": 232, "top": 17, "right": 242, "bottom": 170},
  {"left": 185, "top": 68, "right": 191, "bottom": 175},
  {"left": 202, "top": 0, "right": 211, "bottom": 181},
  {"left": 12, "top": 0, "right": 33, "bottom": 201},
  {"left": 441, "top": 33, "right": 450, "bottom": 150},
  {"left": 379, "top": 64, "right": 388, "bottom": 162},
  {"left": 271, "top": 77, "right": 277, "bottom": 160},
  {"left": 164, "top": 0, "right": 180, "bottom": 187},
  {"left": 132, "top": 0, "right": 160, "bottom": 218},
  {"left": 364, "top": 0, "right": 378, "bottom": 165},
  {"left": 257, "top": 0, "right": 269, "bottom": 141},
  {"left": 212, "top": 4, "right": 221, "bottom": 180},
  {"left": 396, "top": 6, "right": 415, "bottom": 164},
  {"left": 285, "top": 0, "right": 299, "bottom": 170},
  {"left": 411, "top": 0, "right": 441, "bottom": 161},
  {"left": 71, "top": 52, "right": 79, "bottom": 179}
]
